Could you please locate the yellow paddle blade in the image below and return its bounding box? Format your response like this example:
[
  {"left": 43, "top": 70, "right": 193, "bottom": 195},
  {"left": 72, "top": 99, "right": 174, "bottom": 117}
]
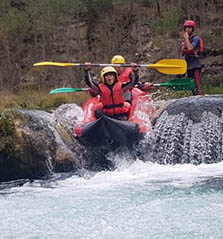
[
  {"left": 33, "top": 62, "right": 75, "bottom": 67},
  {"left": 148, "top": 59, "right": 187, "bottom": 75}
]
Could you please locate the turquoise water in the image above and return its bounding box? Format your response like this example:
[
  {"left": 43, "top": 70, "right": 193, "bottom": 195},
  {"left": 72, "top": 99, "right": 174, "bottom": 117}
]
[{"left": 1, "top": 160, "right": 223, "bottom": 239}]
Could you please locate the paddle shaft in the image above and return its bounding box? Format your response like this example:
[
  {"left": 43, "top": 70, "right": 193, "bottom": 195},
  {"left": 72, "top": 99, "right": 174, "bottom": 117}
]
[
  {"left": 36, "top": 63, "right": 162, "bottom": 67},
  {"left": 33, "top": 63, "right": 183, "bottom": 68},
  {"left": 152, "top": 84, "right": 162, "bottom": 86}
]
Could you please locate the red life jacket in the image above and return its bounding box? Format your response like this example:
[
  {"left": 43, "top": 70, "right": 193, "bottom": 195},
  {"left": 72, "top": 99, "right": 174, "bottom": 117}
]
[
  {"left": 98, "top": 82, "right": 130, "bottom": 115},
  {"left": 181, "top": 35, "right": 204, "bottom": 56},
  {"left": 118, "top": 68, "right": 132, "bottom": 83}
]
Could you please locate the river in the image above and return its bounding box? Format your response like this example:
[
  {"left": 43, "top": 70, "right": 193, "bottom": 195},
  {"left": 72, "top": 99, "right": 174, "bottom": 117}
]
[{"left": 1, "top": 156, "right": 223, "bottom": 239}]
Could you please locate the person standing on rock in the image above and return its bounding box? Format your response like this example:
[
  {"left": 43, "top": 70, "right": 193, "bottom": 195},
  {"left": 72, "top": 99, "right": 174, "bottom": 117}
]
[{"left": 181, "top": 20, "right": 204, "bottom": 95}]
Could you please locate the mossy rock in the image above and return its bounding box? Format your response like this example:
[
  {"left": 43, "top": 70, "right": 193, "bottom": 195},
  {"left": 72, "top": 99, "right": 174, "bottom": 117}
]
[
  {"left": 0, "top": 110, "right": 51, "bottom": 182},
  {"left": 0, "top": 110, "right": 16, "bottom": 153}
]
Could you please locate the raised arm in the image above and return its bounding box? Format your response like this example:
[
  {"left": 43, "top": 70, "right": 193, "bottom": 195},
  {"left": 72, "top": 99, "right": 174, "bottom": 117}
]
[
  {"left": 122, "top": 71, "right": 138, "bottom": 92},
  {"left": 121, "top": 63, "right": 139, "bottom": 92},
  {"left": 84, "top": 62, "right": 100, "bottom": 94}
]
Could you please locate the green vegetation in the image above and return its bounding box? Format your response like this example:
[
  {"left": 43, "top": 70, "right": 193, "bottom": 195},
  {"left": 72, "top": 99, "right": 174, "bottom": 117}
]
[
  {"left": 38, "top": 92, "right": 89, "bottom": 109},
  {"left": 0, "top": 89, "right": 89, "bottom": 110},
  {"left": 151, "top": 7, "right": 182, "bottom": 38}
]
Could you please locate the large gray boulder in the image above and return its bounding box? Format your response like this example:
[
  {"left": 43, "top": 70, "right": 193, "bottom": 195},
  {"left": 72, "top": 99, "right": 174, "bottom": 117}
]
[{"left": 140, "top": 96, "right": 223, "bottom": 164}]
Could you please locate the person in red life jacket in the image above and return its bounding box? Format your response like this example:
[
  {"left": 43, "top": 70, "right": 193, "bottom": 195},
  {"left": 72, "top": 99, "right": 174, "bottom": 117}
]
[
  {"left": 84, "top": 63, "right": 138, "bottom": 120},
  {"left": 111, "top": 55, "right": 151, "bottom": 94},
  {"left": 181, "top": 20, "right": 203, "bottom": 95},
  {"left": 111, "top": 55, "right": 135, "bottom": 83}
]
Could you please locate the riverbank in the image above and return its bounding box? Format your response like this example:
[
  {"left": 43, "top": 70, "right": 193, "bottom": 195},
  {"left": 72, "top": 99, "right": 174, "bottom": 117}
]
[
  {"left": 0, "top": 88, "right": 89, "bottom": 111},
  {"left": 1, "top": 78, "right": 223, "bottom": 111}
]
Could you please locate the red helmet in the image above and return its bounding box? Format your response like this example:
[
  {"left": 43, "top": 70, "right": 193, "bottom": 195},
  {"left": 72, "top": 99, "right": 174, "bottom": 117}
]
[{"left": 184, "top": 20, "right": 196, "bottom": 29}]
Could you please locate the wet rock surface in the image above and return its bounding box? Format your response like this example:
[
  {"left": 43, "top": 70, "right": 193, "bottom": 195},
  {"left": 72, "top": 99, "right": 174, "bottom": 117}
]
[
  {"left": 141, "top": 96, "right": 223, "bottom": 165},
  {"left": 166, "top": 96, "right": 223, "bottom": 123}
]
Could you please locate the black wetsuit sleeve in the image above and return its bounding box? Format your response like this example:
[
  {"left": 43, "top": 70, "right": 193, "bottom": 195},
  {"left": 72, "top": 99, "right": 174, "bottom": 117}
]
[
  {"left": 84, "top": 70, "right": 100, "bottom": 93},
  {"left": 129, "top": 71, "right": 139, "bottom": 84},
  {"left": 121, "top": 70, "right": 138, "bottom": 92}
]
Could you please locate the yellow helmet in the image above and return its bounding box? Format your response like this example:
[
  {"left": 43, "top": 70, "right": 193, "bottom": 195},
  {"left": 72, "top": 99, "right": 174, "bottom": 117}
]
[
  {"left": 111, "top": 55, "right": 126, "bottom": 64},
  {"left": 100, "top": 66, "right": 118, "bottom": 83}
]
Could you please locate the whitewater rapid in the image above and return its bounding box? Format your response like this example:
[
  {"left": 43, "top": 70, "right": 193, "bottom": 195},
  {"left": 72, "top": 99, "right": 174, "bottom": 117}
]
[{"left": 1, "top": 159, "right": 223, "bottom": 239}]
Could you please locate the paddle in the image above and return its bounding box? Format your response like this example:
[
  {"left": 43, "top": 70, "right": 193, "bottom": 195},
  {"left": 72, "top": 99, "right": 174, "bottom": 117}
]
[
  {"left": 33, "top": 59, "right": 187, "bottom": 75},
  {"left": 49, "top": 78, "right": 195, "bottom": 94},
  {"left": 152, "top": 78, "right": 196, "bottom": 91},
  {"left": 49, "top": 87, "right": 89, "bottom": 94}
]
